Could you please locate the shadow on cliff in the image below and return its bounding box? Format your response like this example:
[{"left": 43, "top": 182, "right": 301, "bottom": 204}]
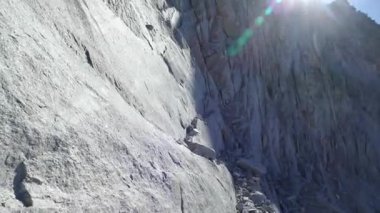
[
  {"left": 165, "top": 1, "right": 232, "bottom": 157},
  {"left": 164, "top": 1, "right": 380, "bottom": 212}
]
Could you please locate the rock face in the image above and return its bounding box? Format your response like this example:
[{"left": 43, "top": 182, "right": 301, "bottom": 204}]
[
  {"left": 0, "top": 0, "right": 235, "bottom": 212},
  {"left": 168, "top": 0, "right": 380, "bottom": 212},
  {"left": 1, "top": 0, "right": 380, "bottom": 212},
  {"left": 236, "top": 158, "right": 266, "bottom": 176}
]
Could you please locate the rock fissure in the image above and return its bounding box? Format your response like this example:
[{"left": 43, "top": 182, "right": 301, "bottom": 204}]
[
  {"left": 13, "top": 162, "right": 33, "bottom": 207},
  {"left": 180, "top": 185, "right": 185, "bottom": 213}
]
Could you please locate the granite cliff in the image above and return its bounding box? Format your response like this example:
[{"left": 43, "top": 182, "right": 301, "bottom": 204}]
[{"left": 1, "top": 0, "right": 379, "bottom": 212}]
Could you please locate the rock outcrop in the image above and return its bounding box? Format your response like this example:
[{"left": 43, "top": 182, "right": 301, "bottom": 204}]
[
  {"left": 0, "top": 0, "right": 235, "bottom": 212},
  {"left": 1, "top": 0, "right": 379, "bottom": 212}
]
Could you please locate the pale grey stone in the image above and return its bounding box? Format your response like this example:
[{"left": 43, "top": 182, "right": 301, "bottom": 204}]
[{"left": 1, "top": 0, "right": 380, "bottom": 212}]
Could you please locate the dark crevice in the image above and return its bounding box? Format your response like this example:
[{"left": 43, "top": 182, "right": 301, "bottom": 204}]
[
  {"left": 161, "top": 55, "right": 175, "bottom": 76},
  {"left": 143, "top": 35, "right": 154, "bottom": 50},
  {"left": 84, "top": 48, "right": 94, "bottom": 68},
  {"left": 180, "top": 185, "right": 185, "bottom": 213},
  {"left": 145, "top": 24, "right": 154, "bottom": 31},
  {"left": 216, "top": 177, "right": 228, "bottom": 192},
  {"left": 13, "top": 162, "right": 33, "bottom": 207}
]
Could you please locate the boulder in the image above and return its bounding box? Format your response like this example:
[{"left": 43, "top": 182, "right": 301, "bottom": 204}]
[
  {"left": 249, "top": 191, "right": 267, "bottom": 205},
  {"left": 187, "top": 142, "right": 217, "bottom": 160}
]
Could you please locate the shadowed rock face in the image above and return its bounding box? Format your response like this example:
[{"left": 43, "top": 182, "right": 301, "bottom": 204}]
[
  {"left": 0, "top": 0, "right": 379, "bottom": 212},
  {"left": 168, "top": 0, "right": 380, "bottom": 212}
]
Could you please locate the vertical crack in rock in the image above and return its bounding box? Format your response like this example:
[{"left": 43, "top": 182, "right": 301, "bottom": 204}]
[
  {"left": 13, "top": 162, "right": 33, "bottom": 207},
  {"left": 180, "top": 185, "right": 185, "bottom": 213}
]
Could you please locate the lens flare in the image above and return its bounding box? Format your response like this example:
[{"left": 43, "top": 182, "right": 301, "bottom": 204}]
[
  {"left": 227, "top": 29, "right": 254, "bottom": 56},
  {"left": 227, "top": 0, "right": 285, "bottom": 56},
  {"left": 255, "top": 16, "right": 265, "bottom": 26},
  {"left": 265, "top": 7, "right": 273, "bottom": 16}
]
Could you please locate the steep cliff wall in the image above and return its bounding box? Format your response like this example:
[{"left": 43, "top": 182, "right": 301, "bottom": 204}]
[
  {"left": 167, "top": 0, "right": 380, "bottom": 212},
  {"left": 1, "top": 0, "right": 379, "bottom": 212},
  {"left": 0, "top": 0, "right": 235, "bottom": 212}
]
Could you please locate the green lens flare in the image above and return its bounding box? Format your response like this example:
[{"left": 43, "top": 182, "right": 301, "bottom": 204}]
[
  {"left": 255, "top": 16, "right": 264, "bottom": 26},
  {"left": 227, "top": 29, "right": 254, "bottom": 56},
  {"left": 228, "top": 0, "right": 283, "bottom": 56},
  {"left": 265, "top": 7, "right": 273, "bottom": 16}
]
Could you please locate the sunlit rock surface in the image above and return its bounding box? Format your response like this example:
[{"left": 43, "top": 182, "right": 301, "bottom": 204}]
[
  {"left": 1, "top": 0, "right": 379, "bottom": 212},
  {"left": 0, "top": 0, "right": 235, "bottom": 212}
]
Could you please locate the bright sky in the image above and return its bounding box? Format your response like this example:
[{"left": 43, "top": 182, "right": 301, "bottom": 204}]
[{"left": 323, "top": 0, "right": 380, "bottom": 23}]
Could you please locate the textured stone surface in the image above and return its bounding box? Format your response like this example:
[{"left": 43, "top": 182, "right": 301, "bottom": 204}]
[
  {"left": 1, "top": 0, "right": 380, "bottom": 212},
  {"left": 0, "top": 0, "right": 235, "bottom": 212},
  {"left": 168, "top": 0, "right": 380, "bottom": 212},
  {"left": 236, "top": 158, "right": 267, "bottom": 176}
]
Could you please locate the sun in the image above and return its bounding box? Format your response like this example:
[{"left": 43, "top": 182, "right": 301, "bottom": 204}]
[{"left": 296, "top": 0, "right": 322, "bottom": 3}]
